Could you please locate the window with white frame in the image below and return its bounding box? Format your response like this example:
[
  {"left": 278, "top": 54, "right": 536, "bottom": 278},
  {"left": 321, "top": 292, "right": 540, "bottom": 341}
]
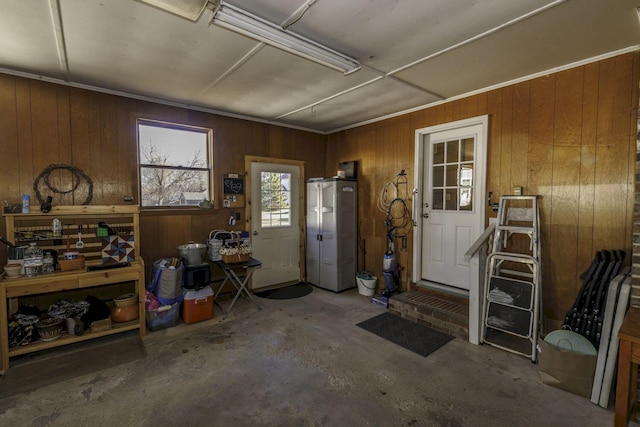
[{"left": 137, "top": 119, "right": 212, "bottom": 207}]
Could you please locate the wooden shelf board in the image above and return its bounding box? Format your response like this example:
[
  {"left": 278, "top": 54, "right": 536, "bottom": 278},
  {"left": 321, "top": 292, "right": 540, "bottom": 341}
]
[{"left": 8, "top": 320, "right": 141, "bottom": 357}]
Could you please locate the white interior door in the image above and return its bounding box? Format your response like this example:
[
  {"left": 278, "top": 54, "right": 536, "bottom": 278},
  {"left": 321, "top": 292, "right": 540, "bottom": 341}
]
[
  {"left": 250, "top": 161, "right": 301, "bottom": 290},
  {"left": 414, "top": 117, "right": 487, "bottom": 291}
]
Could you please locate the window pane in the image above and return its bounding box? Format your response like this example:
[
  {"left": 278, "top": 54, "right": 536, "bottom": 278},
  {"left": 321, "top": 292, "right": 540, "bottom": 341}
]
[
  {"left": 446, "top": 140, "right": 459, "bottom": 163},
  {"left": 432, "top": 165, "right": 444, "bottom": 187},
  {"left": 140, "top": 167, "right": 209, "bottom": 206},
  {"left": 461, "top": 138, "right": 474, "bottom": 161},
  {"left": 138, "top": 120, "right": 211, "bottom": 208},
  {"left": 433, "top": 143, "right": 445, "bottom": 164},
  {"left": 460, "top": 188, "right": 473, "bottom": 211},
  {"left": 139, "top": 125, "right": 207, "bottom": 167},
  {"left": 445, "top": 189, "right": 458, "bottom": 210},
  {"left": 445, "top": 165, "right": 458, "bottom": 186},
  {"left": 432, "top": 189, "right": 443, "bottom": 210},
  {"left": 460, "top": 164, "right": 473, "bottom": 186},
  {"left": 429, "top": 137, "right": 475, "bottom": 213},
  {"left": 261, "top": 172, "right": 291, "bottom": 228}
]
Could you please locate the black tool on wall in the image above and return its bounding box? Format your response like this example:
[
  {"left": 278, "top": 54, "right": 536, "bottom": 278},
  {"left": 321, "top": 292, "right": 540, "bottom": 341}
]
[{"left": 40, "top": 196, "right": 52, "bottom": 213}]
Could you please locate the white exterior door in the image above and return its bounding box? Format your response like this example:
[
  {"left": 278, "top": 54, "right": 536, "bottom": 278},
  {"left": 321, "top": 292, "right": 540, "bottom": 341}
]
[
  {"left": 250, "top": 161, "right": 301, "bottom": 290},
  {"left": 414, "top": 117, "right": 487, "bottom": 291}
]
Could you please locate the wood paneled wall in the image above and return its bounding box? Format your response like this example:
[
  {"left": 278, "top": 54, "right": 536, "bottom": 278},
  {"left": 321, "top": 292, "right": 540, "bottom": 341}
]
[
  {"left": 0, "top": 75, "right": 326, "bottom": 273},
  {"left": 1, "top": 52, "right": 637, "bottom": 329},
  {"left": 327, "top": 52, "right": 640, "bottom": 329},
  {"left": 634, "top": 79, "right": 640, "bottom": 308}
]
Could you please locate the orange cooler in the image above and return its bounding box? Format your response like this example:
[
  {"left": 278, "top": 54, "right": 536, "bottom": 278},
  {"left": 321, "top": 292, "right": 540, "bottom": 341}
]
[{"left": 182, "top": 287, "right": 214, "bottom": 324}]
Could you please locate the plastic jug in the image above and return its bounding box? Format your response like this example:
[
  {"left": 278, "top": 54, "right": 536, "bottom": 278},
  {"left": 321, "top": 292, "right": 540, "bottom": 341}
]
[{"left": 24, "top": 242, "right": 43, "bottom": 277}]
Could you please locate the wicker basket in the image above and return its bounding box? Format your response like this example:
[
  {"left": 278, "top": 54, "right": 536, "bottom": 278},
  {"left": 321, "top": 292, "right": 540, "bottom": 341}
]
[
  {"left": 222, "top": 252, "right": 250, "bottom": 264},
  {"left": 59, "top": 256, "right": 86, "bottom": 271},
  {"left": 113, "top": 293, "right": 138, "bottom": 308},
  {"left": 207, "top": 230, "right": 227, "bottom": 262},
  {"left": 208, "top": 230, "right": 251, "bottom": 262},
  {"left": 36, "top": 318, "right": 63, "bottom": 342}
]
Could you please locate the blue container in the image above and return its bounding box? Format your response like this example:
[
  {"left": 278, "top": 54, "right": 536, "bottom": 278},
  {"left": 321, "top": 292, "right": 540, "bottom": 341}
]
[
  {"left": 146, "top": 302, "right": 181, "bottom": 331},
  {"left": 21, "top": 194, "right": 30, "bottom": 213}
]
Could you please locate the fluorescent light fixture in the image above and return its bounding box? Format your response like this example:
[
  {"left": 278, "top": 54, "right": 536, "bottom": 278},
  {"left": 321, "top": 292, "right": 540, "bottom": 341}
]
[
  {"left": 137, "top": 0, "right": 209, "bottom": 22},
  {"left": 210, "top": 2, "right": 361, "bottom": 75}
]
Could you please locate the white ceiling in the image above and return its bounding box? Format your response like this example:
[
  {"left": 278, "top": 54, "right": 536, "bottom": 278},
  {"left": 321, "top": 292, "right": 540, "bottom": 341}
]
[{"left": 0, "top": 0, "right": 638, "bottom": 133}]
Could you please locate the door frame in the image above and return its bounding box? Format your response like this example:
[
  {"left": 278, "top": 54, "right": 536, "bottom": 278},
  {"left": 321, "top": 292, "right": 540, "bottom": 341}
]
[
  {"left": 412, "top": 115, "right": 488, "bottom": 344},
  {"left": 245, "top": 156, "right": 306, "bottom": 284}
]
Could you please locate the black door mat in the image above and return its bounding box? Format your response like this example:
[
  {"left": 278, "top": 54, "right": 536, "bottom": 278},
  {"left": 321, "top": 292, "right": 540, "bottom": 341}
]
[
  {"left": 357, "top": 312, "right": 454, "bottom": 357},
  {"left": 256, "top": 282, "right": 313, "bottom": 300},
  {"left": 0, "top": 332, "right": 147, "bottom": 399}
]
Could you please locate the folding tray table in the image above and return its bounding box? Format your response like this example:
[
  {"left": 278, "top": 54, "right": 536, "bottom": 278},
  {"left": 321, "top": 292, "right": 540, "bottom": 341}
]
[{"left": 214, "top": 257, "right": 262, "bottom": 316}]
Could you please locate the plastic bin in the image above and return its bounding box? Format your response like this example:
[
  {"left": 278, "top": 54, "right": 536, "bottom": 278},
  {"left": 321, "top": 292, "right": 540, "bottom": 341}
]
[
  {"left": 182, "top": 287, "right": 214, "bottom": 324},
  {"left": 146, "top": 302, "right": 180, "bottom": 331}
]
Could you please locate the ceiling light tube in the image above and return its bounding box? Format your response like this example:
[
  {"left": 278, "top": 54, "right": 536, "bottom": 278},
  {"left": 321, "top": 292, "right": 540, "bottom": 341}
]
[{"left": 211, "top": 2, "right": 361, "bottom": 75}]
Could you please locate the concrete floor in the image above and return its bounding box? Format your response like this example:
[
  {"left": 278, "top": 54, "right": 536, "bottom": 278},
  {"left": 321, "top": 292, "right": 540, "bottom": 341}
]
[{"left": 0, "top": 287, "right": 622, "bottom": 426}]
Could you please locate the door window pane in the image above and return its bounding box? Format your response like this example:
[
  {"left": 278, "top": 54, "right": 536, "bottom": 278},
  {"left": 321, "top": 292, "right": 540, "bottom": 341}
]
[
  {"left": 261, "top": 172, "right": 291, "bottom": 228},
  {"left": 445, "top": 189, "right": 458, "bottom": 210},
  {"left": 460, "top": 188, "right": 473, "bottom": 211},
  {"left": 430, "top": 136, "right": 476, "bottom": 212},
  {"left": 432, "top": 189, "right": 444, "bottom": 210},
  {"left": 446, "top": 140, "right": 459, "bottom": 163},
  {"left": 433, "top": 143, "right": 445, "bottom": 165},
  {"left": 432, "top": 166, "right": 444, "bottom": 187},
  {"left": 461, "top": 138, "right": 474, "bottom": 161},
  {"left": 460, "top": 164, "right": 473, "bottom": 186},
  {"left": 445, "top": 165, "right": 458, "bottom": 186}
]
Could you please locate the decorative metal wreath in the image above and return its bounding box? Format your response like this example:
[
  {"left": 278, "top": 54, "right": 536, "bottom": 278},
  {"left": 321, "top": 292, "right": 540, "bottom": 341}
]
[{"left": 33, "top": 164, "right": 94, "bottom": 205}]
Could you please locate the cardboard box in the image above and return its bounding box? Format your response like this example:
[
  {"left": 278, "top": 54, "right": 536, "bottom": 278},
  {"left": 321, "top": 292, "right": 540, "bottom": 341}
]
[
  {"left": 91, "top": 317, "right": 112, "bottom": 332},
  {"left": 182, "top": 287, "right": 214, "bottom": 324}
]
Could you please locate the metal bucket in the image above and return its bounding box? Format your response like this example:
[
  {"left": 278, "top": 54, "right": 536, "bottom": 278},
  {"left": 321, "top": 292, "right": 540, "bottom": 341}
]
[{"left": 176, "top": 241, "right": 207, "bottom": 266}]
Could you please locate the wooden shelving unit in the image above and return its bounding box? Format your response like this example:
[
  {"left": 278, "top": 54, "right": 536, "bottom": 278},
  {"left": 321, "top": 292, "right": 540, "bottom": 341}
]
[{"left": 0, "top": 205, "right": 145, "bottom": 371}]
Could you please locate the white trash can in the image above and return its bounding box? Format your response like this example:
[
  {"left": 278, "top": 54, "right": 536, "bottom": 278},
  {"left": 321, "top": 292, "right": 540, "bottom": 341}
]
[{"left": 356, "top": 275, "right": 377, "bottom": 296}]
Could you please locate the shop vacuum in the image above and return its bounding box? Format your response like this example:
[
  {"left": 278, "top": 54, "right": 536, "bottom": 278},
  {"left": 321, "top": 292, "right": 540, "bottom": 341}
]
[{"left": 371, "top": 232, "right": 400, "bottom": 308}]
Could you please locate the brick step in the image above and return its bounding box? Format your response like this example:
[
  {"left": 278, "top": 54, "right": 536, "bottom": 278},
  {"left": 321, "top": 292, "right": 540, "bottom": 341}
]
[{"left": 389, "top": 290, "right": 469, "bottom": 340}]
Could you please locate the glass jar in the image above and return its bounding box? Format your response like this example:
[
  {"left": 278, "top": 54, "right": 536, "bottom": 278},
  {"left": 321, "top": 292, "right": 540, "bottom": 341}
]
[
  {"left": 24, "top": 242, "right": 43, "bottom": 277},
  {"left": 42, "top": 252, "right": 54, "bottom": 274}
]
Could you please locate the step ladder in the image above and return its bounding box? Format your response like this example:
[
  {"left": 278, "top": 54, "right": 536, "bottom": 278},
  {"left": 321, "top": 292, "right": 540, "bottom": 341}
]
[{"left": 481, "top": 196, "right": 542, "bottom": 362}]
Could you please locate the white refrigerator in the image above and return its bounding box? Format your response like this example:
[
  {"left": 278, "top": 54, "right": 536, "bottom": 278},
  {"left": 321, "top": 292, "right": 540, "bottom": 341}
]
[{"left": 306, "top": 178, "right": 357, "bottom": 292}]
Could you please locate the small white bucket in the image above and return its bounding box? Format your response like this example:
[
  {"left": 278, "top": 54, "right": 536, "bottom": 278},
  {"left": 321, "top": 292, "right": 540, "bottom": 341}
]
[{"left": 356, "top": 276, "right": 377, "bottom": 296}]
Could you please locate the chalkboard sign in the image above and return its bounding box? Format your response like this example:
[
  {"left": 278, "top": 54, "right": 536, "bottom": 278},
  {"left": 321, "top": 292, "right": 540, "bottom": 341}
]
[
  {"left": 223, "top": 175, "right": 244, "bottom": 195},
  {"left": 222, "top": 173, "right": 245, "bottom": 208}
]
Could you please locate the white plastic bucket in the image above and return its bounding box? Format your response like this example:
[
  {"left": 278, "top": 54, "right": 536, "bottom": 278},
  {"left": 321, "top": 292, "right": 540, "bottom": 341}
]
[{"left": 356, "top": 276, "right": 377, "bottom": 296}]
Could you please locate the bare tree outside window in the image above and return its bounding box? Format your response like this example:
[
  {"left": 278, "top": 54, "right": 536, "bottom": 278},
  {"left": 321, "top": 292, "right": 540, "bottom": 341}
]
[
  {"left": 261, "top": 172, "right": 291, "bottom": 227},
  {"left": 138, "top": 121, "right": 212, "bottom": 207}
]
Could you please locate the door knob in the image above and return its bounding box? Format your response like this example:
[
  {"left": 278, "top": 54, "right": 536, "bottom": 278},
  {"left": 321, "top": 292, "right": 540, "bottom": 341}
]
[
  {"left": 423, "top": 213, "right": 429, "bottom": 218},
  {"left": 253, "top": 231, "right": 259, "bottom": 235}
]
